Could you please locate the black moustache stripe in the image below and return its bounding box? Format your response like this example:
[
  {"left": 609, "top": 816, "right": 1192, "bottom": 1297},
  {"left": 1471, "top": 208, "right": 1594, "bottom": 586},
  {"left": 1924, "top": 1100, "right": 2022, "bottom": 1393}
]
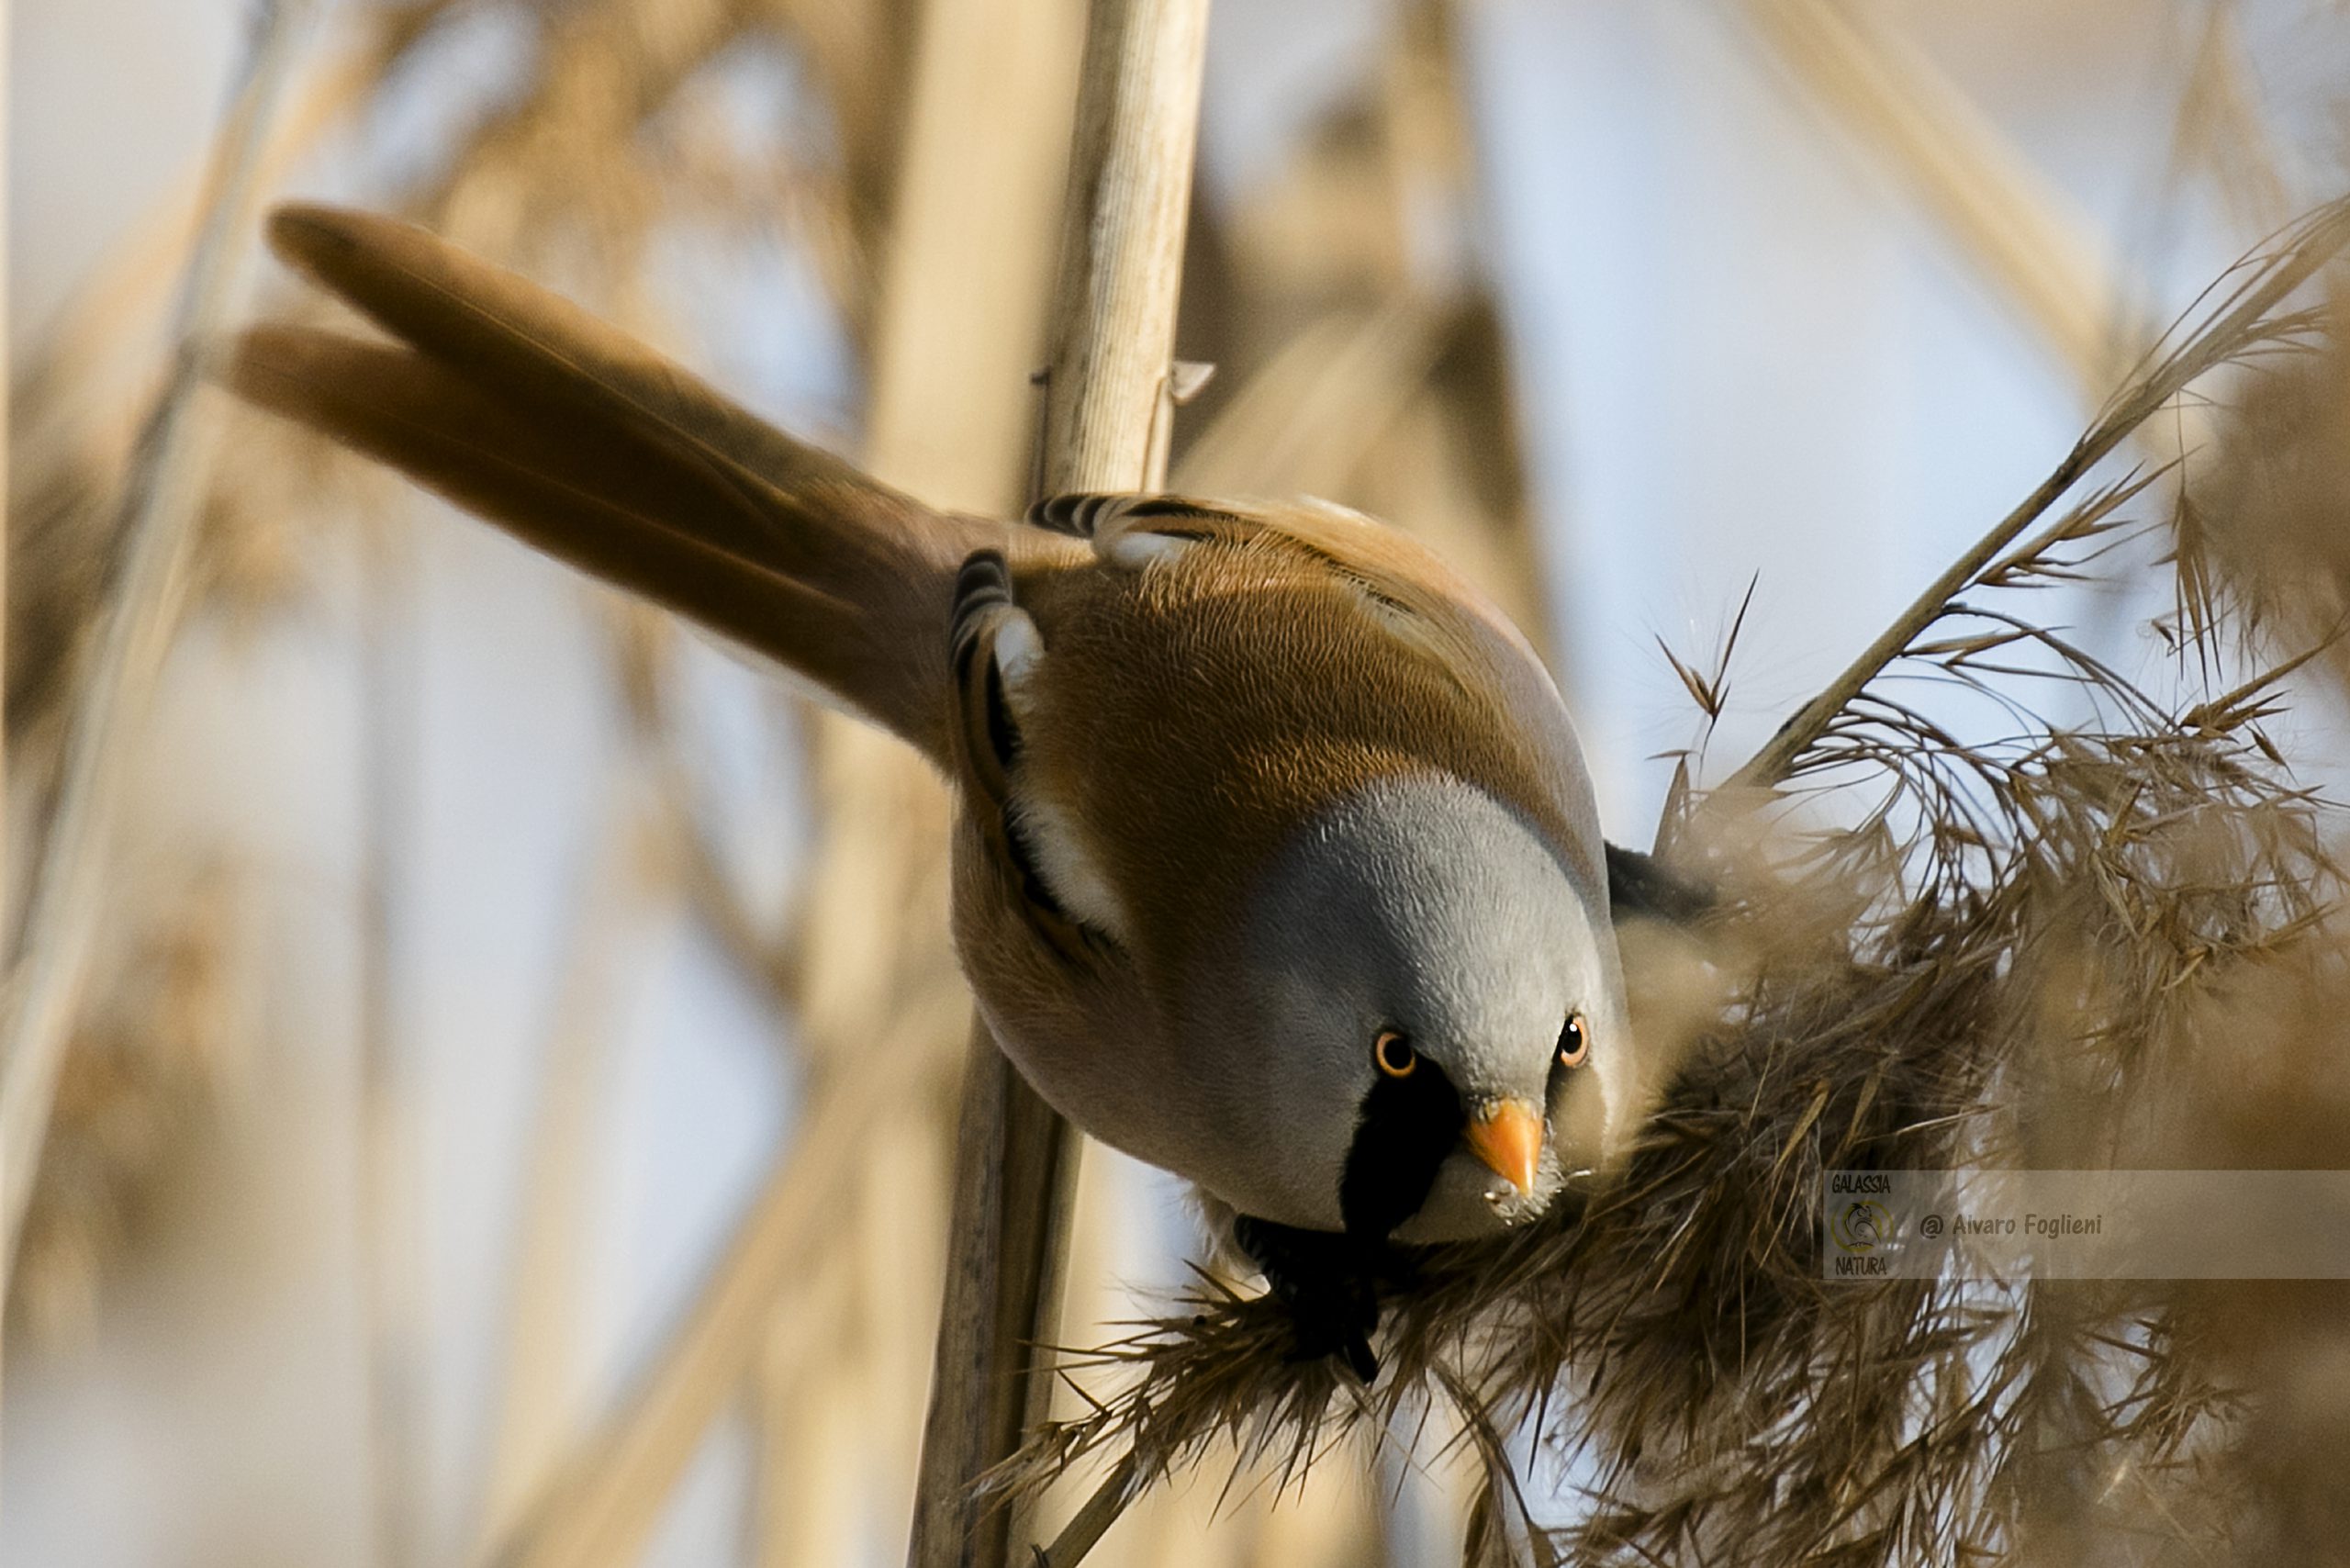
[{"left": 1337, "top": 1054, "right": 1464, "bottom": 1239}]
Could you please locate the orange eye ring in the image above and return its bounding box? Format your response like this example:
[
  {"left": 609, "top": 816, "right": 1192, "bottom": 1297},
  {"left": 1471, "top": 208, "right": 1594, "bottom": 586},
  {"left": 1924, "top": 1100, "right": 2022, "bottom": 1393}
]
[
  {"left": 1557, "top": 1013, "right": 1590, "bottom": 1069},
  {"left": 1374, "top": 1030, "right": 1417, "bottom": 1078}
]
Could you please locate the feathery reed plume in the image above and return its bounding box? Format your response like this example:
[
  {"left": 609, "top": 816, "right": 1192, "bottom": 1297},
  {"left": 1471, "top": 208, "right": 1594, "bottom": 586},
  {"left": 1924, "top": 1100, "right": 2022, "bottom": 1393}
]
[
  {"left": 2, "top": 0, "right": 498, "bottom": 1346},
  {"left": 2121, "top": 282, "right": 2350, "bottom": 1563},
  {"left": 30, "top": 6, "right": 2350, "bottom": 1566},
  {"left": 8, "top": 869, "right": 249, "bottom": 1342},
  {"left": 2175, "top": 293, "right": 2350, "bottom": 674},
  {"left": 0, "top": 0, "right": 317, "bottom": 1300},
  {"left": 1008, "top": 202, "right": 2350, "bottom": 1567}
]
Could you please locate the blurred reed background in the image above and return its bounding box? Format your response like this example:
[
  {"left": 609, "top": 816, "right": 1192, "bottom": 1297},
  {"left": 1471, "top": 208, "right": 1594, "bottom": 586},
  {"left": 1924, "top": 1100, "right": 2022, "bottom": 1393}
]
[{"left": 7, "top": 1, "right": 2350, "bottom": 1565}]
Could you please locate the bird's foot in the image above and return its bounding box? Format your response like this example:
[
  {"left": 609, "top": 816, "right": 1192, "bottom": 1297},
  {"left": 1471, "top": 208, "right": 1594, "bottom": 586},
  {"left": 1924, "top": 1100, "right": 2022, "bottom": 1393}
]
[{"left": 1231, "top": 1215, "right": 1388, "bottom": 1383}]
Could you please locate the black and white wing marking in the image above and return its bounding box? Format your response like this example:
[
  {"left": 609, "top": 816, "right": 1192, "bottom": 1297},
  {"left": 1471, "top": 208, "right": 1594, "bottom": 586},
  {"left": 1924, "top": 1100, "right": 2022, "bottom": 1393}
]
[{"left": 947, "top": 549, "right": 1126, "bottom": 958}]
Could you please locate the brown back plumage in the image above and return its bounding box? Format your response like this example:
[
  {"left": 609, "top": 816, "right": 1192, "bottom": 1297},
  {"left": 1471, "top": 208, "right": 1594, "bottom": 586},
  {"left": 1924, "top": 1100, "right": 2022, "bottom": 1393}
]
[{"left": 1005, "top": 497, "right": 1606, "bottom": 969}]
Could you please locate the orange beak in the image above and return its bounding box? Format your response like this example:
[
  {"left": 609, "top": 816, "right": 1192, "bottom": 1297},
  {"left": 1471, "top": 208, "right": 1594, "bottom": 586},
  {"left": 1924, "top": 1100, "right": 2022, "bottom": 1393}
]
[{"left": 1463, "top": 1097, "right": 1544, "bottom": 1195}]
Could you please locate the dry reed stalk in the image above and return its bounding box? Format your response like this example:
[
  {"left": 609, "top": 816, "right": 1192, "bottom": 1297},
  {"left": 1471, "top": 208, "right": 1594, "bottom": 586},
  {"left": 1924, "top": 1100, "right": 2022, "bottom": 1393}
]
[
  {"left": 0, "top": 2, "right": 473, "bottom": 1361},
  {"left": 357, "top": 511, "right": 425, "bottom": 1568},
  {"left": 906, "top": 6, "right": 1208, "bottom": 1567},
  {"left": 1739, "top": 0, "right": 2140, "bottom": 398},
  {"left": 777, "top": 4, "right": 1085, "bottom": 1562},
  {"left": 1034, "top": 7, "right": 1546, "bottom": 1556},
  {"left": 13, "top": 10, "right": 444, "bottom": 477},
  {"left": 1032, "top": 0, "right": 1209, "bottom": 498},
  {"left": 0, "top": 0, "right": 316, "bottom": 1292},
  {"left": 1725, "top": 196, "right": 2350, "bottom": 795},
  {"left": 2167, "top": 1, "right": 2297, "bottom": 240},
  {"left": 752, "top": 1231, "right": 867, "bottom": 1567},
  {"left": 484, "top": 1056, "right": 911, "bottom": 1568},
  {"left": 472, "top": 776, "right": 671, "bottom": 1552},
  {"left": 0, "top": 0, "right": 12, "bottom": 1386},
  {"left": 1002, "top": 199, "right": 2350, "bottom": 1568}
]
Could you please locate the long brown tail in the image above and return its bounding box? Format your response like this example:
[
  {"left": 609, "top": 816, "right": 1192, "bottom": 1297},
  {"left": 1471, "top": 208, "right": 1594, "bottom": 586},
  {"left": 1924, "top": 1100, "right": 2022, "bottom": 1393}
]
[{"left": 229, "top": 204, "right": 1005, "bottom": 764}]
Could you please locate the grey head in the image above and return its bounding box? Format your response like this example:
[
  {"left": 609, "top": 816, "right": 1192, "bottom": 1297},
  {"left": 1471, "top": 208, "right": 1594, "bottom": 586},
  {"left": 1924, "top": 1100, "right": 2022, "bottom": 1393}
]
[{"left": 1179, "top": 770, "right": 1629, "bottom": 1242}]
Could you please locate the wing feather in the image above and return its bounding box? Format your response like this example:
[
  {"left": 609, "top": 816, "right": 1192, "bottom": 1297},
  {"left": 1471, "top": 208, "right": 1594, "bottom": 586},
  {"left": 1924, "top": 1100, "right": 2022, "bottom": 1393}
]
[{"left": 229, "top": 204, "right": 1038, "bottom": 761}]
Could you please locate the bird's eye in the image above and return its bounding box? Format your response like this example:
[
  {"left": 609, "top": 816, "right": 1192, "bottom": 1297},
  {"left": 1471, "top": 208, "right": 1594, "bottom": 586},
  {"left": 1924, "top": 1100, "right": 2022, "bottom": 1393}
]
[
  {"left": 1557, "top": 1013, "right": 1590, "bottom": 1069},
  {"left": 1373, "top": 1030, "right": 1417, "bottom": 1078}
]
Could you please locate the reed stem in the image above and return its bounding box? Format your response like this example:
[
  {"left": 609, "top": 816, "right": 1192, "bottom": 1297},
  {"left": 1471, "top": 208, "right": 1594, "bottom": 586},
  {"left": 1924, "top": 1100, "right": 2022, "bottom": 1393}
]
[
  {"left": 1722, "top": 198, "right": 2350, "bottom": 793},
  {"left": 906, "top": 3, "right": 1209, "bottom": 1565},
  {"left": 0, "top": 0, "right": 314, "bottom": 1293}
]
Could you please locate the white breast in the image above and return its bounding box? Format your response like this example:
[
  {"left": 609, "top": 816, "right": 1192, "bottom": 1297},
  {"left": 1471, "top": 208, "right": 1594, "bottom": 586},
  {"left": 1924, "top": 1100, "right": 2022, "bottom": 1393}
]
[{"left": 1008, "top": 787, "right": 1132, "bottom": 942}]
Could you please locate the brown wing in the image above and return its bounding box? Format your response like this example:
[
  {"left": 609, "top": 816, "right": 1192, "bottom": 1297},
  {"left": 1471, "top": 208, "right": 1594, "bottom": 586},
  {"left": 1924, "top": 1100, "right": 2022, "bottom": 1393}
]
[
  {"left": 946, "top": 550, "right": 1109, "bottom": 966},
  {"left": 1004, "top": 495, "right": 1608, "bottom": 971},
  {"left": 1023, "top": 492, "right": 1597, "bottom": 849}
]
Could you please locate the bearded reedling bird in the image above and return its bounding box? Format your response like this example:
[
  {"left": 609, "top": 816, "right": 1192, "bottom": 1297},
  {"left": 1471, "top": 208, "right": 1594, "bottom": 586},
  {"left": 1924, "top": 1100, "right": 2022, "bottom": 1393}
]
[{"left": 229, "top": 205, "right": 1662, "bottom": 1379}]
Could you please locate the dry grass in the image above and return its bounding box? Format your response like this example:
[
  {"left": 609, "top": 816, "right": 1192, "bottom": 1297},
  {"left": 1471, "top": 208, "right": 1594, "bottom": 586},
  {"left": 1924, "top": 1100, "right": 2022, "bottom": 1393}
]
[
  {"left": 9, "top": 868, "right": 249, "bottom": 1341},
  {"left": 1, "top": 0, "right": 319, "bottom": 1313},
  {"left": 1006, "top": 203, "right": 2350, "bottom": 1567},
  {"left": 6, "top": 4, "right": 939, "bottom": 1560},
  {"left": 18, "top": 4, "right": 2350, "bottom": 1566}
]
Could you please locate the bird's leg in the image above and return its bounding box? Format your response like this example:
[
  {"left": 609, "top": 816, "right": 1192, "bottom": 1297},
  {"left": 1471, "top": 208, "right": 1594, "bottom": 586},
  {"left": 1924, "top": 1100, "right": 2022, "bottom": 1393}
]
[{"left": 1230, "top": 1215, "right": 1387, "bottom": 1383}]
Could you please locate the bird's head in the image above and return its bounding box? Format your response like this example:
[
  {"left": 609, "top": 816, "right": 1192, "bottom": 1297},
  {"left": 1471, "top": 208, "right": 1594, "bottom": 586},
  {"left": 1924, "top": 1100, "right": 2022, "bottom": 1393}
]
[{"left": 1186, "top": 771, "right": 1628, "bottom": 1243}]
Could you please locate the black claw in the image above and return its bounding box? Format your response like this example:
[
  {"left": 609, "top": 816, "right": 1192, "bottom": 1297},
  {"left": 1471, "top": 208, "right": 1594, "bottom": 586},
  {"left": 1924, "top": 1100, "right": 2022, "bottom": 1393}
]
[{"left": 1234, "top": 1215, "right": 1390, "bottom": 1383}]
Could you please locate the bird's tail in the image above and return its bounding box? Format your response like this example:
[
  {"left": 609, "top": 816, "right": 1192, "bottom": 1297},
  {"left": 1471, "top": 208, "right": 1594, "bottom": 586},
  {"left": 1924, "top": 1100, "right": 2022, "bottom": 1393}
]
[{"left": 229, "top": 203, "right": 1007, "bottom": 764}]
